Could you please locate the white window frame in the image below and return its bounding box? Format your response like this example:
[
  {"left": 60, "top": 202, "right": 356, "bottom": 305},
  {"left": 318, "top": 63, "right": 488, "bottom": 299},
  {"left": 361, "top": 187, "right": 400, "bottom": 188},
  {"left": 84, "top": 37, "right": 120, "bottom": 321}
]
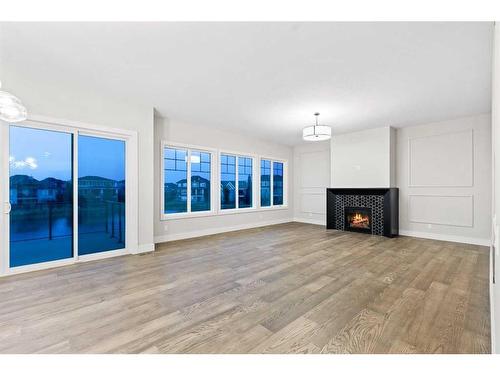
[
  {"left": 159, "top": 142, "right": 288, "bottom": 220},
  {"left": 259, "top": 156, "right": 288, "bottom": 210},
  {"left": 161, "top": 141, "right": 217, "bottom": 220},
  {"left": 1, "top": 114, "right": 139, "bottom": 277},
  {"left": 218, "top": 150, "right": 257, "bottom": 214}
]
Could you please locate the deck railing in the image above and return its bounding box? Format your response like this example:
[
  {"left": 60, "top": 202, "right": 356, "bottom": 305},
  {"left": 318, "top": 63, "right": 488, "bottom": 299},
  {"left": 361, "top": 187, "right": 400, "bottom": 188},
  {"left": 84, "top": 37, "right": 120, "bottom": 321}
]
[{"left": 10, "top": 200, "right": 125, "bottom": 244}]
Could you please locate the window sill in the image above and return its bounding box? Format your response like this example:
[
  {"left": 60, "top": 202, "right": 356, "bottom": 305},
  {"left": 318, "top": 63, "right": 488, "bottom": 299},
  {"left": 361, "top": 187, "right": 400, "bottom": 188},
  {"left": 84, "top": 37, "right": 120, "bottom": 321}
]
[
  {"left": 259, "top": 205, "right": 289, "bottom": 211},
  {"left": 161, "top": 210, "right": 218, "bottom": 221},
  {"left": 218, "top": 207, "right": 259, "bottom": 215},
  {"left": 161, "top": 205, "right": 290, "bottom": 221}
]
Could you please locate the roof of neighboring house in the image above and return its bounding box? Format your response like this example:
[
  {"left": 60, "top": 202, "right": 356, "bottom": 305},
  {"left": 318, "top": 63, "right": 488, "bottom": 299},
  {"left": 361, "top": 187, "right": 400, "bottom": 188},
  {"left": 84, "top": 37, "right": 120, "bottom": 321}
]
[
  {"left": 221, "top": 181, "right": 235, "bottom": 191},
  {"left": 10, "top": 174, "right": 39, "bottom": 185},
  {"left": 78, "top": 175, "right": 113, "bottom": 182},
  {"left": 175, "top": 176, "right": 210, "bottom": 185},
  {"left": 39, "top": 177, "right": 68, "bottom": 188}
]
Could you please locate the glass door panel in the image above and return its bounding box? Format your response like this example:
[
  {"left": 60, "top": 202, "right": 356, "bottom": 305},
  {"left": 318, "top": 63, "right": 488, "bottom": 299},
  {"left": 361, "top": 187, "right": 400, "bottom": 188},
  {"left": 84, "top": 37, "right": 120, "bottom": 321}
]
[
  {"left": 78, "top": 135, "right": 125, "bottom": 255},
  {"left": 9, "top": 125, "right": 73, "bottom": 267}
]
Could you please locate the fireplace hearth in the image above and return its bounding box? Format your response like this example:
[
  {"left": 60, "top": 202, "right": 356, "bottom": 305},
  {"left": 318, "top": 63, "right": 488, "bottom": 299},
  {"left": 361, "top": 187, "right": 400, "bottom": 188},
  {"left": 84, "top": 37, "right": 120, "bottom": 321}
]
[{"left": 326, "top": 188, "right": 398, "bottom": 238}]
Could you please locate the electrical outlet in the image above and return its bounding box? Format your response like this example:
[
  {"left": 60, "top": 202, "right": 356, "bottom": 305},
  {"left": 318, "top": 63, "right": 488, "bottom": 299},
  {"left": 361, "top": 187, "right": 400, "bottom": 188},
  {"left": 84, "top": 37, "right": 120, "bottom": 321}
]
[
  {"left": 164, "top": 223, "right": 169, "bottom": 231},
  {"left": 427, "top": 223, "right": 432, "bottom": 229}
]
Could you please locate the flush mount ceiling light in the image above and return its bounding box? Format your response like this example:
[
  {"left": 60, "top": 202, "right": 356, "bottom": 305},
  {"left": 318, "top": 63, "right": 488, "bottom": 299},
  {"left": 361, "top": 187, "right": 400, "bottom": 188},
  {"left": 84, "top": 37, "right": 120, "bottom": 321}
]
[
  {"left": 0, "top": 81, "right": 28, "bottom": 123},
  {"left": 302, "top": 112, "right": 331, "bottom": 141}
]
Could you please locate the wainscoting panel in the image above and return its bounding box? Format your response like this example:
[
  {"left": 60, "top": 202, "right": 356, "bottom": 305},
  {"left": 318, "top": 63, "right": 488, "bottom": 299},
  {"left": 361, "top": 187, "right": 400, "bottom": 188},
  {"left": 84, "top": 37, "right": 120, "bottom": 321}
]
[
  {"left": 300, "top": 151, "right": 330, "bottom": 188},
  {"left": 294, "top": 145, "right": 330, "bottom": 225},
  {"left": 408, "top": 194, "right": 474, "bottom": 227},
  {"left": 409, "top": 129, "right": 473, "bottom": 187},
  {"left": 300, "top": 191, "right": 325, "bottom": 215}
]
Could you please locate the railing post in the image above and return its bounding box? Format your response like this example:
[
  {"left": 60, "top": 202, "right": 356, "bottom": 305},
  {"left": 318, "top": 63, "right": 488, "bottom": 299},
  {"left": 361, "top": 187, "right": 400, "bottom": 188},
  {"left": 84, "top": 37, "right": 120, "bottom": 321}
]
[
  {"left": 118, "top": 203, "right": 122, "bottom": 243},
  {"left": 111, "top": 202, "right": 115, "bottom": 239},
  {"left": 105, "top": 202, "right": 109, "bottom": 233},
  {"left": 48, "top": 202, "right": 53, "bottom": 241}
]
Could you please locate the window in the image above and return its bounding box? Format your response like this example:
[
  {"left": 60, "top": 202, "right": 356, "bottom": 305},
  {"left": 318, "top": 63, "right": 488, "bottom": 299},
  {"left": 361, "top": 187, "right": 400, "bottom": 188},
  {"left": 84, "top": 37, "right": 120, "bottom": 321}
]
[
  {"left": 220, "top": 153, "right": 254, "bottom": 210},
  {"left": 261, "top": 159, "right": 286, "bottom": 207},
  {"left": 163, "top": 146, "right": 212, "bottom": 216},
  {"left": 191, "top": 151, "right": 211, "bottom": 212},
  {"left": 238, "top": 157, "right": 253, "bottom": 208},
  {"left": 220, "top": 154, "right": 236, "bottom": 209},
  {"left": 273, "top": 161, "right": 284, "bottom": 205},
  {"left": 260, "top": 159, "right": 271, "bottom": 207},
  {"left": 164, "top": 147, "right": 188, "bottom": 214},
  {"left": 9, "top": 126, "right": 74, "bottom": 267},
  {"left": 161, "top": 144, "right": 285, "bottom": 219},
  {"left": 78, "top": 135, "right": 126, "bottom": 255}
]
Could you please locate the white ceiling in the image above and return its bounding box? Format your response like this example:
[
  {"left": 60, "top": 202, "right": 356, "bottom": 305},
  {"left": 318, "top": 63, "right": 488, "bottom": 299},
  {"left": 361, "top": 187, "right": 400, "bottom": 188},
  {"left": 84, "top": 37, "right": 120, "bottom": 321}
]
[{"left": 0, "top": 22, "right": 493, "bottom": 145}]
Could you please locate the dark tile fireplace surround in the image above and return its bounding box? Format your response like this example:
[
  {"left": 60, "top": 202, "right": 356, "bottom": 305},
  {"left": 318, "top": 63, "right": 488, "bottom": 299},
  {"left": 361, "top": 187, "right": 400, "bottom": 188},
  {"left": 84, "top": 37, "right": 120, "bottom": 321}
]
[{"left": 326, "top": 188, "right": 399, "bottom": 238}]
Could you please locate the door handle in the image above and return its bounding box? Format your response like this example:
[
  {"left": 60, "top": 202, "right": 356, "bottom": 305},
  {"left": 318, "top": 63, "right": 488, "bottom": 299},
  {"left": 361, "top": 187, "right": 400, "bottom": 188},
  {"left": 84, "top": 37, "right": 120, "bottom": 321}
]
[{"left": 3, "top": 202, "right": 11, "bottom": 214}]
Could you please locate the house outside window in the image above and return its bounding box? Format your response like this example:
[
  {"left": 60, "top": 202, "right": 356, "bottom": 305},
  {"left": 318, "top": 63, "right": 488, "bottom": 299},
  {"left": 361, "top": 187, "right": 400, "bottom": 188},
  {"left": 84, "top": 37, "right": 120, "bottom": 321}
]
[
  {"left": 261, "top": 159, "right": 286, "bottom": 208},
  {"left": 163, "top": 144, "right": 214, "bottom": 217},
  {"left": 220, "top": 153, "right": 255, "bottom": 210},
  {"left": 161, "top": 143, "right": 286, "bottom": 220}
]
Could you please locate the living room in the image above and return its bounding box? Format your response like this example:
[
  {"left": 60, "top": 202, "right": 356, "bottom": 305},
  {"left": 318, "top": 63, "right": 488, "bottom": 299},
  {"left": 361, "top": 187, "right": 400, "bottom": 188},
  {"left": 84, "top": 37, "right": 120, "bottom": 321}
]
[{"left": 1, "top": 1, "right": 500, "bottom": 372}]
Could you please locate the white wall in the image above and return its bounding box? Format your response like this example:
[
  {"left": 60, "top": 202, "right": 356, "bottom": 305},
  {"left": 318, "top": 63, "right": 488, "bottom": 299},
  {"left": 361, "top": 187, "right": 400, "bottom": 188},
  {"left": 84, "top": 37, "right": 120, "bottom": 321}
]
[
  {"left": 331, "top": 126, "right": 395, "bottom": 188},
  {"left": 154, "top": 114, "right": 294, "bottom": 242},
  {"left": 491, "top": 21, "right": 500, "bottom": 355},
  {"left": 293, "top": 141, "right": 330, "bottom": 225},
  {"left": 0, "top": 73, "right": 156, "bottom": 252},
  {"left": 397, "top": 114, "right": 491, "bottom": 246}
]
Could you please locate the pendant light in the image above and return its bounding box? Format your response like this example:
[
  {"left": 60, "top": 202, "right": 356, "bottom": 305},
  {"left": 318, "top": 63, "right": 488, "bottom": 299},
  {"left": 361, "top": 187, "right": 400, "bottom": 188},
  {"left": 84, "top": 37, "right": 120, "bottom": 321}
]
[
  {"left": 302, "top": 112, "right": 331, "bottom": 141},
  {"left": 0, "top": 81, "right": 28, "bottom": 122}
]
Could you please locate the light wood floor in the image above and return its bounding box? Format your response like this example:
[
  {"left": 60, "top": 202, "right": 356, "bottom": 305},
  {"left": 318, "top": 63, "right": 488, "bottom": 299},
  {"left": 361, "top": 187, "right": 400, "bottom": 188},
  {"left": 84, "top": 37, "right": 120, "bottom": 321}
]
[{"left": 0, "top": 223, "right": 491, "bottom": 354}]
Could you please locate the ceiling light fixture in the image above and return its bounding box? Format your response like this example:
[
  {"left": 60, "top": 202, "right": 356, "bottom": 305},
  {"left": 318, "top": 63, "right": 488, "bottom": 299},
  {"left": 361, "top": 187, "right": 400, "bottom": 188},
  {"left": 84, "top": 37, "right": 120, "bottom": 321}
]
[
  {"left": 302, "top": 112, "right": 331, "bottom": 141},
  {"left": 0, "top": 81, "right": 27, "bottom": 123}
]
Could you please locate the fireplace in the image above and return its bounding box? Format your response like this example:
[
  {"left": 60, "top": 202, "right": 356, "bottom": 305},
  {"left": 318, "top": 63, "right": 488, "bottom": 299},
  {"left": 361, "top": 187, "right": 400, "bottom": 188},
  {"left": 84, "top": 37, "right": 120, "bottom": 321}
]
[
  {"left": 344, "top": 207, "right": 372, "bottom": 234},
  {"left": 326, "top": 188, "right": 398, "bottom": 238}
]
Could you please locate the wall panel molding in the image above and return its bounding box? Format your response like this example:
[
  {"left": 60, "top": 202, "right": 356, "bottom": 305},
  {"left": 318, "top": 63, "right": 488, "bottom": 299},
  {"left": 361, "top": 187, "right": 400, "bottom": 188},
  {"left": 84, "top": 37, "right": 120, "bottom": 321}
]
[
  {"left": 408, "top": 129, "right": 474, "bottom": 187},
  {"left": 408, "top": 194, "right": 474, "bottom": 228},
  {"left": 300, "top": 191, "right": 325, "bottom": 215}
]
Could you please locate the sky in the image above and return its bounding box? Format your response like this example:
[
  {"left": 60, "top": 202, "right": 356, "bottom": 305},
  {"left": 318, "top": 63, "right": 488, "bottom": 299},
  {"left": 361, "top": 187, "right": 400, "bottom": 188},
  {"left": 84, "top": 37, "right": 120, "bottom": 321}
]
[{"left": 9, "top": 126, "right": 125, "bottom": 181}]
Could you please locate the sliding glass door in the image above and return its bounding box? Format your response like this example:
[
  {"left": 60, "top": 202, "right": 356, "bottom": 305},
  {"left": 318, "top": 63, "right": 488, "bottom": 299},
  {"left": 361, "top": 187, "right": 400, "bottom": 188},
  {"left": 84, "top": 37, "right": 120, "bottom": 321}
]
[
  {"left": 78, "top": 135, "right": 126, "bottom": 255},
  {"left": 1, "top": 121, "right": 131, "bottom": 273},
  {"left": 9, "top": 125, "right": 74, "bottom": 267}
]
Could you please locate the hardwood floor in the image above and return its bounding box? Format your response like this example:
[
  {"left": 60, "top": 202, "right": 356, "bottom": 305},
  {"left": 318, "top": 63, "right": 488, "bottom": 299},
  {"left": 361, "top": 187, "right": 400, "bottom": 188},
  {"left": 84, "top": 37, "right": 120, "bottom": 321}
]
[{"left": 0, "top": 222, "right": 491, "bottom": 354}]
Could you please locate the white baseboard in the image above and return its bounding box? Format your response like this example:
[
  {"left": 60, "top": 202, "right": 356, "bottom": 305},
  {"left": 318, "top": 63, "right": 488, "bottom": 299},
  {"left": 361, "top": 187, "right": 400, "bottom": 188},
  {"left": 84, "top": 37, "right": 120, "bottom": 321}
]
[
  {"left": 154, "top": 218, "right": 293, "bottom": 243},
  {"left": 399, "top": 230, "right": 491, "bottom": 246},
  {"left": 135, "top": 243, "right": 155, "bottom": 253},
  {"left": 490, "top": 244, "right": 496, "bottom": 354},
  {"left": 293, "top": 217, "right": 326, "bottom": 226}
]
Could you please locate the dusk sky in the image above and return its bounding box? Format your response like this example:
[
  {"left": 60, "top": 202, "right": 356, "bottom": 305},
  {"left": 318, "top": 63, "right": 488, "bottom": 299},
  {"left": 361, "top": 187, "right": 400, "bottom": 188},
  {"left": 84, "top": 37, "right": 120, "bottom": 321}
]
[{"left": 9, "top": 126, "right": 125, "bottom": 181}]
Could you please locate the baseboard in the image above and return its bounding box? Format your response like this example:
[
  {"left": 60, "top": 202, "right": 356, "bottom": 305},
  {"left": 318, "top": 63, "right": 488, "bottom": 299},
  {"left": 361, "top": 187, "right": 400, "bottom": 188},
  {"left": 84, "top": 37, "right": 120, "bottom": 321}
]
[
  {"left": 135, "top": 243, "right": 155, "bottom": 253},
  {"left": 490, "top": 244, "right": 496, "bottom": 354},
  {"left": 293, "top": 217, "right": 326, "bottom": 226},
  {"left": 399, "top": 230, "right": 491, "bottom": 246},
  {"left": 154, "top": 218, "right": 293, "bottom": 243}
]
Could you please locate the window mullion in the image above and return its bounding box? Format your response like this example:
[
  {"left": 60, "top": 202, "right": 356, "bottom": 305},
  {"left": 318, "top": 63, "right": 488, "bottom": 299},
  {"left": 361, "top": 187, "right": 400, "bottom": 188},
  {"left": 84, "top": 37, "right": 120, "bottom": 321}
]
[
  {"left": 270, "top": 160, "right": 274, "bottom": 207},
  {"left": 252, "top": 157, "right": 256, "bottom": 209},
  {"left": 235, "top": 155, "right": 239, "bottom": 209},
  {"left": 187, "top": 149, "right": 192, "bottom": 213}
]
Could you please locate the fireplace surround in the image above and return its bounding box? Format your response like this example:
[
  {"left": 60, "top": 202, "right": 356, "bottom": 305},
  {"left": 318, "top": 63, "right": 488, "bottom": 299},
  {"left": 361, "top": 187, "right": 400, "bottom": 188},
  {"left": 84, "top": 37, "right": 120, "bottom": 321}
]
[{"left": 326, "top": 188, "right": 398, "bottom": 237}]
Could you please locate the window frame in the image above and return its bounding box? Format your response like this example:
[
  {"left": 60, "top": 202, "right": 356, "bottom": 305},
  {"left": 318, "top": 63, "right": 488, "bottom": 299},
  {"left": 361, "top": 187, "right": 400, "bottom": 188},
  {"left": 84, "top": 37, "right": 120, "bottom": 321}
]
[
  {"left": 259, "top": 156, "right": 288, "bottom": 210},
  {"left": 218, "top": 150, "right": 257, "bottom": 214},
  {"left": 160, "top": 142, "right": 288, "bottom": 221},
  {"left": 161, "top": 141, "right": 217, "bottom": 220},
  {"left": 1, "top": 114, "right": 139, "bottom": 277}
]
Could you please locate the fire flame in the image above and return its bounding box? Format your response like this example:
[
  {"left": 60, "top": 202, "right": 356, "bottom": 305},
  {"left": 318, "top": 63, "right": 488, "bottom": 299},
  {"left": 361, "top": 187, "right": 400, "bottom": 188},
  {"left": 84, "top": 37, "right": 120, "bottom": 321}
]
[{"left": 350, "top": 212, "right": 370, "bottom": 227}]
